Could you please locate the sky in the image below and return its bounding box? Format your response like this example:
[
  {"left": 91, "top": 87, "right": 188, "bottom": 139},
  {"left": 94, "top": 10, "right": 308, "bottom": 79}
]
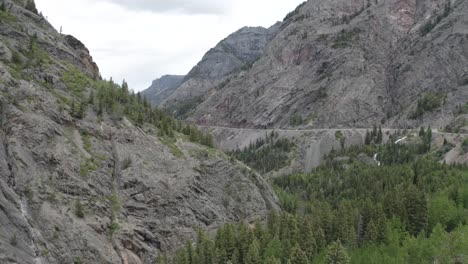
[{"left": 35, "top": 0, "right": 305, "bottom": 92}]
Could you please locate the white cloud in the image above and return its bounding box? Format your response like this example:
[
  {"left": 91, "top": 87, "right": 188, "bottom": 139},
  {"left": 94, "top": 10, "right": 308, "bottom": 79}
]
[
  {"left": 35, "top": 0, "right": 305, "bottom": 91},
  {"left": 102, "top": 0, "right": 230, "bottom": 14}
]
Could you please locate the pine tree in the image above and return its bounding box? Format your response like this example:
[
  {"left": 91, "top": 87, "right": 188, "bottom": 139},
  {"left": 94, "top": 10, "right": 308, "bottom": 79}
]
[
  {"left": 184, "top": 240, "right": 193, "bottom": 264},
  {"left": 300, "top": 218, "right": 317, "bottom": 259},
  {"left": 264, "top": 257, "right": 281, "bottom": 264},
  {"left": 78, "top": 99, "right": 87, "bottom": 119},
  {"left": 425, "top": 126, "right": 432, "bottom": 151},
  {"left": 88, "top": 90, "right": 94, "bottom": 105},
  {"left": 121, "top": 79, "right": 129, "bottom": 103},
  {"left": 377, "top": 125, "right": 383, "bottom": 144},
  {"left": 405, "top": 188, "right": 428, "bottom": 236},
  {"left": 173, "top": 248, "right": 189, "bottom": 264},
  {"left": 290, "top": 245, "right": 309, "bottom": 264},
  {"left": 245, "top": 239, "right": 261, "bottom": 264},
  {"left": 315, "top": 228, "right": 326, "bottom": 252},
  {"left": 155, "top": 253, "right": 169, "bottom": 264},
  {"left": 230, "top": 249, "right": 240, "bottom": 264},
  {"left": 364, "top": 219, "right": 378, "bottom": 243},
  {"left": 224, "top": 225, "right": 237, "bottom": 259},
  {"left": 365, "top": 130, "right": 371, "bottom": 145},
  {"left": 70, "top": 100, "right": 77, "bottom": 118},
  {"left": 263, "top": 236, "right": 282, "bottom": 260},
  {"left": 372, "top": 124, "right": 378, "bottom": 143},
  {"left": 419, "top": 126, "right": 425, "bottom": 137},
  {"left": 324, "top": 241, "right": 350, "bottom": 264}
]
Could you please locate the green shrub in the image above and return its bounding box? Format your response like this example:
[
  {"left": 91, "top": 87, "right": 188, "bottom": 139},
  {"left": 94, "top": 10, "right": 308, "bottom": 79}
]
[
  {"left": 0, "top": 8, "right": 17, "bottom": 23},
  {"left": 81, "top": 131, "right": 92, "bottom": 154},
  {"left": 80, "top": 159, "right": 96, "bottom": 178},
  {"left": 411, "top": 92, "right": 445, "bottom": 119},
  {"left": 332, "top": 28, "right": 362, "bottom": 49},
  {"left": 109, "top": 192, "right": 121, "bottom": 213},
  {"left": 109, "top": 220, "right": 119, "bottom": 235},
  {"left": 290, "top": 114, "right": 303, "bottom": 127},
  {"left": 335, "top": 130, "right": 344, "bottom": 139},
  {"left": 160, "top": 136, "right": 185, "bottom": 158},
  {"left": 462, "top": 138, "right": 468, "bottom": 153},
  {"left": 74, "top": 200, "right": 84, "bottom": 218},
  {"left": 11, "top": 50, "right": 22, "bottom": 65}
]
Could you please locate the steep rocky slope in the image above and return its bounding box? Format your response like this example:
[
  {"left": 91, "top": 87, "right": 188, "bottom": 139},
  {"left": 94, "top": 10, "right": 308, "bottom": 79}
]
[
  {"left": 141, "top": 75, "right": 184, "bottom": 106},
  {"left": 182, "top": 0, "right": 468, "bottom": 129},
  {"left": 0, "top": 1, "right": 279, "bottom": 263},
  {"left": 155, "top": 25, "right": 280, "bottom": 116}
]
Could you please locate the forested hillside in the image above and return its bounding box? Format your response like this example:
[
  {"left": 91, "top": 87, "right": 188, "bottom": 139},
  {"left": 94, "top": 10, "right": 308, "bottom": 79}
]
[{"left": 165, "top": 129, "right": 468, "bottom": 264}]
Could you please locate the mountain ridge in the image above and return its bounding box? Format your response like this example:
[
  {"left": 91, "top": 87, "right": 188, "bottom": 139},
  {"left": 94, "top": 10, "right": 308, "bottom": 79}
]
[
  {"left": 0, "top": 1, "right": 280, "bottom": 263},
  {"left": 150, "top": 0, "right": 467, "bottom": 132}
]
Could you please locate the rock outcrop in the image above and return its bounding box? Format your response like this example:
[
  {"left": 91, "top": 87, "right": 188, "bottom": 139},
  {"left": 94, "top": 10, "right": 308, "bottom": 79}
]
[
  {"left": 0, "top": 1, "right": 279, "bottom": 263},
  {"left": 141, "top": 75, "right": 185, "bottom": 106},
  {"left": 165, "top": 0, "right": 468, "bottom": 130}
]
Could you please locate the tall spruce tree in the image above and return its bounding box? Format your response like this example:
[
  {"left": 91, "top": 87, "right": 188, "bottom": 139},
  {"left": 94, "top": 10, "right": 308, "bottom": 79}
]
[
  {"left": 324, "top": 241, "right": 350, "bottom": 264},
  {"left": 290, "top": 245, "right": 309, "bottom": 264}
]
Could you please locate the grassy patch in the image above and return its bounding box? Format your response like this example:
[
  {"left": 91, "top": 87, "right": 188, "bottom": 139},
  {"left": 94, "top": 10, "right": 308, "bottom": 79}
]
[
  {"left": 305, "top": 112, "right": 318, "bottom": 124},
  {"left": 62, "top": 64, "right": 93, "bottom": 98},
  {"left": 0, "top": 10, "right": 17, "bottom": 24},
  {"left": 160, "top": 136, "right": 185, "bottom": 158},
  {"left": 80, "top": 158, "right": 98, "bottom": 178},
  {"left": 25, "top": 37, "right": 51, "bottom": 68},
  {"left": 189, "top": 147, "right": 216, "bottom": 160},
  {"left": 81, "top": 131, "right": 92, "bottom": 154}
]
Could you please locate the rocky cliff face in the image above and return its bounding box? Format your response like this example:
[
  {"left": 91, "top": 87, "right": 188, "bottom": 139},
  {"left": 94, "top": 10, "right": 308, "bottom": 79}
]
[
  {"left": 155, "top": 25, "right": 280, "bottom": 116},
  {"left": 0, "top": 1, "right": 279, "bottom": 263},
  {"left": 181, "top": 0, "right": 468, "bottom": 130},
  {"left": 141, "top": 75, "right": 185, "bottom": 106}
]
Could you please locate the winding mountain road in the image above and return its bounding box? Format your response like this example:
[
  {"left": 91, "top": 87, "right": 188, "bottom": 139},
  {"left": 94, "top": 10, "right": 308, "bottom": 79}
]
[{"left": 199, "top": 125, "right": 468, "bottom": 136}]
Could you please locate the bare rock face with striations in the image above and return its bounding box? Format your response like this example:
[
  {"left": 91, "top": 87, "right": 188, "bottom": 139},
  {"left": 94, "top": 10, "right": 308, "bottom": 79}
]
[
  {"left": 176, "top": 0, "right": 468, "bottom": 130},
  {"left": 153, "top": 25, "right": 280, "bottom": 116},
  {"left": 0, "top": 1, "right": 279, "bottom": 263},
  {"left": 141, "top": 75, "right": 185, "bottom": 106}
]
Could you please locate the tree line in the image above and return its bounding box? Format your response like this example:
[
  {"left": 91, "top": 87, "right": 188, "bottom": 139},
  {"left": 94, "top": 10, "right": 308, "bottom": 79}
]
[{"left": 63, "top": 65, "right": 214, "bottom": 148}]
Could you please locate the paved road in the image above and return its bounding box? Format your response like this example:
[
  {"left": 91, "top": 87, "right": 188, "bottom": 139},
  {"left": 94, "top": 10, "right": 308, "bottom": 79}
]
[{"left": 200, "top": 125, "right": 468, "bottom": 136}]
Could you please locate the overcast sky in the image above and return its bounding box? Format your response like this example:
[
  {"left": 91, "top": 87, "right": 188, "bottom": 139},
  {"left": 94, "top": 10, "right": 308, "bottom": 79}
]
[{"left": 35, "top": 0, "right": 304, "bottom": 92}]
